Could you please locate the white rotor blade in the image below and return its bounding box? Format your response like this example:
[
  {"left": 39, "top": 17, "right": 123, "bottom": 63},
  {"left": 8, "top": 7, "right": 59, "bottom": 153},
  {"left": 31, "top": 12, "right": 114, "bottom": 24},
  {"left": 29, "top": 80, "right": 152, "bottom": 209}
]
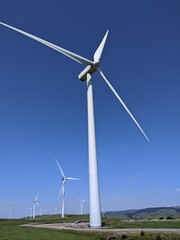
[
  {"left": 36, "top": 201, "right": 40, "bottom": 208},
  {"left": 0, "top": 22, "right": 93, "bottom": 65},
  {"left": 56, "top": 159, "right": 65, "bottom": 177},
  {"left": 35, "top": 194, "right": 39, "bottom": 201},
  {"left": 94, "top": 30, "right": 109, "bottom": 63},
  {"left": 97, "top": 68, "right": 149, "bottom": 142},
  {"left": 66, "top": 177, "right": 80, "bottom": 181},
  {"left": 58, "top": 181, "right": 65, "bottom": 199}
]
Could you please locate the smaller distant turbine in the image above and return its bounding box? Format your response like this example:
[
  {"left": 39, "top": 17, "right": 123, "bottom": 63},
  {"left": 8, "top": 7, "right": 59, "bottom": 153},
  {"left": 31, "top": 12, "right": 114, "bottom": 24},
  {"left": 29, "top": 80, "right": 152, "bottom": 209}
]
[
  {"left": 54, "top": 206, "right": 58, "bottom": 214},
  {"left": 30, "top": 207, "right": 33, "bottom": 219},
  {"left": 8, "top": 209, "right": 12, "bottom": 219},
  {"left": 26, "top": 210, "right": 29, "bottom": 219},
  {"left": 102, "top": 206, "right": 106, "bottom": 217},
  {"left": 32, "top": 194, "right": 40, "bottom": 219},
  {"left": 79, "top": 199, "right": 86, "bottom": 215},
  {"left": 56, "top": 159, "right": 80, "bottom": 218},
  {"left": 40, "top": 209, "right": 44, "bottom": 216}
]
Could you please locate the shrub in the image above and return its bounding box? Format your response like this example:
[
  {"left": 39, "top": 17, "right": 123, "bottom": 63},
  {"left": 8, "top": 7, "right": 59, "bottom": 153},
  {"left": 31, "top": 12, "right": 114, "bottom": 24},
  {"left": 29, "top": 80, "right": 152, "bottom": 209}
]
[
  {"left": 106, "top": 236, "right": 117, "bottom": 240},
  {"left": 166, "top": 216, "right": 175, "bottom": 220},
  {"left": 156, "top": 234, "right": 161, "bottom": 240},
  {"left": 121, "top": 234, "right": 127, "bottom": 239}
]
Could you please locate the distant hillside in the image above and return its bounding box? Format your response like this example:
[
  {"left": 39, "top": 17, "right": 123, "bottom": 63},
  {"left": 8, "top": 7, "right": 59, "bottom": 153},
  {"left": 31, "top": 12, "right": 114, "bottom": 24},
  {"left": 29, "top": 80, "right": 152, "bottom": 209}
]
[{"left": 106, "top": 207, "right": 180, "bottom": 220}]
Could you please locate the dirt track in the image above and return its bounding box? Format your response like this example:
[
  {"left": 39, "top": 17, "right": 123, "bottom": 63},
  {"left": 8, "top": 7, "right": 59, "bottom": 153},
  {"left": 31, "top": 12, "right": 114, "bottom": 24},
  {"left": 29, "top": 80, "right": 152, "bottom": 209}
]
[{"left": 21, "top": 222, "right": 180, "bottom": 234}]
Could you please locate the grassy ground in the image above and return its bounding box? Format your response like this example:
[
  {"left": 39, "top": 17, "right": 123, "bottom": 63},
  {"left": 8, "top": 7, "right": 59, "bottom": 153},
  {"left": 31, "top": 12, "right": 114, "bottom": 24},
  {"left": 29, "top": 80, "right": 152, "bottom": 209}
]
[
  {"left": 0, "top": 215, "right": 180, "bottom": 240},
  {"left": 104, "top": 217, "right": 180, "bottom": 229},
  {"left": 0, "top": 219, "right": 104, "bottom": 240}
]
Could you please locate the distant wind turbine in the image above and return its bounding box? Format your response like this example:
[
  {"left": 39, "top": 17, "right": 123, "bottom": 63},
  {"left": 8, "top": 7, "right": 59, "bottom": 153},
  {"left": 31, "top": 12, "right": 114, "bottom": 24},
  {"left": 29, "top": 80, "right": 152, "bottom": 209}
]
[
  {"left": 32, "top": 194, "right": 40, "bottom": 219},
  {"left": 40, "top": 209, "right": 44, "bottom": 216},
  {"left": 78, "top": 199, "right": 86, "bottom": 215},
  {"left": 0, "top": 22, "right": 149, "bottom": 227},
  {"left": 102, "top": 206, "right": 106, "bottom": 217},
  {"left": 56, "top": 159, "right": 80, "bottom": 218},
  {"left": 30, "top": 207, "right": 33, "bottom": 219},
  {"left": 54, "top": 206, "right": 58, "bottom": 214},
  {"left": 26, "top": 210, "right": 28, "bottom": 219},
  {"left": 8, "top": 209, "right": 12, "bottom": 219}
]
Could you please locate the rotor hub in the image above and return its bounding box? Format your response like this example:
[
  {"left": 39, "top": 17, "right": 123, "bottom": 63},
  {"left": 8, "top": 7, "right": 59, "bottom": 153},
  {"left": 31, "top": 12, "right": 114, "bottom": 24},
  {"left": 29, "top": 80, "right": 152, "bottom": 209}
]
[{"left": 78, "top": 62, "right": 99, "bottom": 81}]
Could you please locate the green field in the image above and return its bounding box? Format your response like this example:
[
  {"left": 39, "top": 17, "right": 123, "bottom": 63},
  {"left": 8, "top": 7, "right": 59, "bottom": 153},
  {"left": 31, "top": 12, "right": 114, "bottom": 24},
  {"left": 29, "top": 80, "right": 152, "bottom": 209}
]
[
  {"left": 0, "top": 218, "right": 103, "bottom": 240},
  {"left": 105, "top": 217, "right": 180, "bottom": 229},
  {"left": 0, "top": 215, "right": 180, "bottom": 240}
]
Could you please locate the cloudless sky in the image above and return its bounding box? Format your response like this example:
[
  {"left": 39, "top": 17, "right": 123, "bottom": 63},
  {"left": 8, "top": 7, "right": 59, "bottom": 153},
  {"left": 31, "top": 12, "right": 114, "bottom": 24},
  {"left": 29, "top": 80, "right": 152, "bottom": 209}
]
[{"left": 0, "top": 0, "right": 180, "bottom": 218}]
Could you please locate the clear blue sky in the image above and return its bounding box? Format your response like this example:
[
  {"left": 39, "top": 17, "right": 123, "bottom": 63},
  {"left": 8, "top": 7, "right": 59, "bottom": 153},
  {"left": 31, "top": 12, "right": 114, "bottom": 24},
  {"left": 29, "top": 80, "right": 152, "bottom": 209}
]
[{"left": 0, "top": 0, "right": 180, "bottom": 218}]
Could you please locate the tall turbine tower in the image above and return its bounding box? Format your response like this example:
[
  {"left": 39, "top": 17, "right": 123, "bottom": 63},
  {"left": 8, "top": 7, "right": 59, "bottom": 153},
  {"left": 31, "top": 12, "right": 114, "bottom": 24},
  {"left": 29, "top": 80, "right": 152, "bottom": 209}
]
[
  {"left": 56, "top": 159, "right": 80, "bottom": 218},
  {"left": 0, "top": 22, "right": 149, "bottom": 227}
]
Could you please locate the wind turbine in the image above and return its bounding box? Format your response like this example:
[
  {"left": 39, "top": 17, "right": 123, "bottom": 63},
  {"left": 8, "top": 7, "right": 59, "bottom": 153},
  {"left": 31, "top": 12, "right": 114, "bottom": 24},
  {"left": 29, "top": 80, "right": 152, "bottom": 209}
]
[
  {"left": 54, "top": 206, "right": 58, "bottom": 214},
  {"left": 56, "top": 159, "right": 80, "bottom": 218},
  {"left": 0, "top": 22, "right": 149, "bottom": 227},
  {"left": 8, "top": 209, "right": 12, "bottom": 219},
  {"left": 30, "top": 207, "right": 33, "bottom": 219},
  {"left": 40, "top": 208, "right": 44, "bottom": 216},
  {"left": 102, "top": 206, "right": 106, "bottom": 217},
  {"left": 78, "top": 199, "right": 86, "bottom": 215},
  {"left": 32, "top": 194, "right": 40, "bottom": 219}
]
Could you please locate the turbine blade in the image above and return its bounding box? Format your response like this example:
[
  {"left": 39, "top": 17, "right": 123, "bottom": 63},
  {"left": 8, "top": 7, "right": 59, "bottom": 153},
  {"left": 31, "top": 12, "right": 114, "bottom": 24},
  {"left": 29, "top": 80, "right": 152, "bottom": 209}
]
[
  {"left": 66, "top": 177, "right": 80, "bottom": 181},
  {"left": 58, "top": 187, "right": 62, "bottom": 199},
  {"left": 58, "top": 182, "right": 64, "bottom": 199},
  {"left": 94, "top": 30, "right": 109, "bottom": 62},
  {"left": 35, "top": 194, "right": 39, "bottom": 201},
  {"left": 36, "top": 201, "right": 40, "bottom": 208},
  {"left": 0, "top": 22, "right": 93, "bottom": 65},
  {"left": 56, "top": 159, "right": 65, "bottom": 177},
  {"left": 97, "top": 68, "right": 149, "bottom": 142}
]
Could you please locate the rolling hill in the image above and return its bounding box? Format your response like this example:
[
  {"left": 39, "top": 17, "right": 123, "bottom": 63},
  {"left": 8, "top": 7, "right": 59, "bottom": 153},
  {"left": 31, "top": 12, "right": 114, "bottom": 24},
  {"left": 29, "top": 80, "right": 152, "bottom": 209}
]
[{"left": 105, "top": 206, "right": 180, "bottom": 220}]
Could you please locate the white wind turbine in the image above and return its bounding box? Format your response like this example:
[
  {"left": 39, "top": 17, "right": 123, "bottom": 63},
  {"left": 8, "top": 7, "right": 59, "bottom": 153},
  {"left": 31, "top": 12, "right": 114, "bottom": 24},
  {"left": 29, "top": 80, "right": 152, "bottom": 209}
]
[
  {"left": 54, "top": 206, "right": 59, "bottom": 214},
  {"left": 8, "top": 209, "right": 13, "bottom": 219},
  {"left": 40, "top": 208, "right": 44, "bottom": 216},
  {"left": 56, "top": 159, "right": 80, "bottom": 218},
  {"left": 102, "top": 206, "right": 106, "bottom": 217},
  {"left": 30, "top": 207, "right": 33, "bottom": 219},
  {"left": 0, "top": 22, "right": 149, "bottom": 227},
  {"left": 32, "top": 194, "right": 40, "bottom": 219},
  {"left": 78, "top": 199, "right": 86, "bottom": 215}
]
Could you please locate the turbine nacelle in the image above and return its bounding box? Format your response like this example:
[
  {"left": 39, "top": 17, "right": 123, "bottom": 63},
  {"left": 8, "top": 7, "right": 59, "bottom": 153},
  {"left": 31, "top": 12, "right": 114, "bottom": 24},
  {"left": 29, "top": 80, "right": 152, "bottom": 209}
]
[{"left": 78, "top": 62, "right": 99, "bottom": 81}]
